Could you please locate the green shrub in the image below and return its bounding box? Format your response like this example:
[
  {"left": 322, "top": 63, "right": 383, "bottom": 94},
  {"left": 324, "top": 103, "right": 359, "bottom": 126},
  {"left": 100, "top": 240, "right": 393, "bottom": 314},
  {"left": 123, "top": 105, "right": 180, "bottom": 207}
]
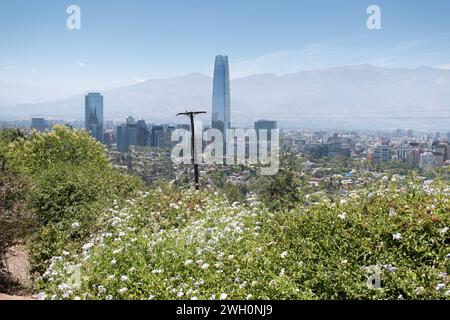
[
  {"left": 35, "top": 179, "right": 450, "bottom": 300},
  {"left": 3, "top": 126, "right": 143, "bottom": 276}
]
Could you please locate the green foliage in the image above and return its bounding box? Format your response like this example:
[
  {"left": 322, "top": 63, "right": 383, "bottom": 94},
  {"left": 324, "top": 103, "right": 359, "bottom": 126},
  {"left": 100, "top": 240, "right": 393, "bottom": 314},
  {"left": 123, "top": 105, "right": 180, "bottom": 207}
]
[
  {"left": 7, "top": 125, "right": 110, "bottom": 175},
  {"left": 0, "top": 128, "right": 24, "bottom": 171},
  {"left": 2, "top": 127, "right": 449, "bottom": 300},
  {"left": 0, "top": 170, "right": 35, "bottom": 288},
  {"left": 256, "top": 168, "right": 302, "bottom": 210},
  {"left": 35, "top": 179, "right": 450, "bottom": 300},
  {"left": 2, "top": 126, "right": 143, "bottom": 276},
  {"left": 255, "top": 150, "right": 304, "bottom": 210},
  {"left": 222, "top": 182, "right": 248, "bottom": 204}
]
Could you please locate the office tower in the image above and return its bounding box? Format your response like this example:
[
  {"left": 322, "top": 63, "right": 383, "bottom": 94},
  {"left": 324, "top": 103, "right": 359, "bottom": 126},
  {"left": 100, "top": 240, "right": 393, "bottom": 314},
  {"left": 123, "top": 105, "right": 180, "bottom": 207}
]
[
  {"left": 116, "top": 124, "right": 129, "bottom": 153},
  {"left": 136, "top": 119, "right": 150, "bottom": 147},
  {"left": 116, "top": 117, "right": 150, "bottom": 153},
  {"left": 85, "top": 93, "right": 104, "bottom": 142},
  {"left": 103, "top": 131, "right": 114, "bottom": 146},
  {"left": 150, "top": 125, "right": 165, "bottom": 148},
  {"left": 419, "top": 152, "right": 436, "bottom": 170},
  {"left": 165, "top": 125, "right": 176, "bottom": 148},
  {"left": 255, "top": 120, "right": 277, "bottom": 156},
  {"left": 176, "top": 124, "right": 191, "bottom": 131},
  {"left": 211, "top": 55, "right": 231, "bottom": 141},
  {"left": 255, "top": 120, "right": 277, "bottom": 140},
  {"left": 126, "top": 116, "right": 136, "bottom": 125},
  {"left": 31, "top": 118, "right": 48, "bottom": 132},
  {"left": 372, "top": 145, "right": 392, "bottom": 164},
  {"left": 127, "top": 123, "right": 138, "bottom": 146}
]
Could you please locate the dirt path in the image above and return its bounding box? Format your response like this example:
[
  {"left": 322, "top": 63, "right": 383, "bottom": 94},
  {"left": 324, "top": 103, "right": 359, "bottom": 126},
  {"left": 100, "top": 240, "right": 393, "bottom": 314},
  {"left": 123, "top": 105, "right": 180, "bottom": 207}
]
[
  {"left": 0, "top": 245, "right": 36, "bottom": 300},
  {"left": 0, "top": 293, "right": 34, "bottom": 300}
]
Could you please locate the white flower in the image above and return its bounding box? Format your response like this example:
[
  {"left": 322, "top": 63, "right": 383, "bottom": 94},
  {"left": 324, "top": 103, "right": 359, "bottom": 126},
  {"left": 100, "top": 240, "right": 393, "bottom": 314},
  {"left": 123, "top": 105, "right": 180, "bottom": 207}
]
[
  {"left": 228, "top": 255, "right": 234, "bottom": 260},
  {"left": 201, "top": 263, "right": 210, "bottom": 270},
  {"left": 246, "top": 294, "right": 253, "bottom": 300},
  {"left": 439, "top": 227, "right": 449, "bottom": 235},
  {"left": 439, "top": 272, "right": 447, "bottom": 279},
  {"left": 120, "top": 275, "right": 129, "bottom": 282},
  {"left": 177, "top": 291, "right": 184, "bottom": 297},
  {"left": 280, "top": 251, "right": 288, "bottom": 259},
  {"left": 220, "top": 293, "right": 228, "bottom": 300},
  {"left": 111, "top": 259, "right": 117, "bottom": 265},
  {"left": 389, "top": 208, "right": 397, "bottom": 217},
  {"left": 392, "top": 233, "right": 402, "bottom": 241},
  {"left": 191, "top": 296, "right": 198, "bottom": 300},
  {"left": 36, "top": 292, "right": 47, "bottom": 300},
  {"left": 397, "top": 294, "right": 404, "bottom": 300},
  {"left": 118, "top": 287, "right": 128, "bottom": 294},
  {"left": 82, "top": 243, "right": 94, "bottom": 251},
  {"left": 98, "top": 286, "right": 106, "bottom": 294},
  {"left": 436, "top": 283, "right": 445, "bottom": 291},
  {"left": 71, "top": 222, "right": 80, "bottom": 228},
  {"left": 106, "top": 295, "right": 113, "bottom": 300},
  {"left": 415, "top": 287, "right": 425, "bottom": 295},
  {"left": 184, "top": 260, "right": 193, "bottom": 266},
  {"left": 338, "top": 213, "right": 347, "bottom": 220},
  {"left": 152, "top": 269, "right": 163, "bottom": 274},
  {"left": 279, "top": 268, "right": 285, "bottom": 276}
]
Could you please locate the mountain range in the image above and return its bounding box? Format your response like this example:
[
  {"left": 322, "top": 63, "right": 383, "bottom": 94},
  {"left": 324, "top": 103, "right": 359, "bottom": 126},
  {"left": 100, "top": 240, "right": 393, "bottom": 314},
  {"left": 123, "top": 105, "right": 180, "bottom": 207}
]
[{"left": 1, "top": 64, "right": 450, "bottom": 130}]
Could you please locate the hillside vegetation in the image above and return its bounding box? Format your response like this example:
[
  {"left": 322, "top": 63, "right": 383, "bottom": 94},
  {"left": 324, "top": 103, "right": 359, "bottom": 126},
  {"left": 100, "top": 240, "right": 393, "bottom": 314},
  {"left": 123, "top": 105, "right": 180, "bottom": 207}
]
[{"left": 0, "top": 127, "right": 449, "bottom": 300}]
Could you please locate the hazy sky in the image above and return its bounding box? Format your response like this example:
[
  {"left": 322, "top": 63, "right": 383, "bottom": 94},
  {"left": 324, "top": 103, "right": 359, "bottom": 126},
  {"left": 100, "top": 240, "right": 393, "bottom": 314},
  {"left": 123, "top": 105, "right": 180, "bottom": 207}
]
[{"left": 1, "top": 0, "right": 450, "bottom": 94}]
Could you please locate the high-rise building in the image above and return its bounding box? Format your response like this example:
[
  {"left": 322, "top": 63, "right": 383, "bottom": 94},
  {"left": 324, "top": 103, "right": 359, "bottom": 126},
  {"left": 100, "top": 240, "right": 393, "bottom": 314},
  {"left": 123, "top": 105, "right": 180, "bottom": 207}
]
[
  {"left": 116, "top": 118, "right": 149, "bottom": 153},
  {"left": 255, "top": 120, "right": 277, "bottom": 157},
  {"left": 85, "top": 93, "right": 104, "bottom": 142},
  {"left": 211, "top": 55, "right": 231, "bottom": 142},
  {"left": 150, "top": 125, "right": 165, "bottom": 148},
  {"left": 372, "top": 145, "right": 392, "bottom": 164},
  {"left": 136, "top": 120, "right": 150, "bottom": 147},
  {"left": 116, "top": 124, "right": 129, "bottom": 153},
  {"left": 31, "top": 118, "right": 48, "bottom": 132},
  {"left": 419, "top": 152, "right": 436, "bottom": 170},
  {"left": 165, "top": 125, "right": 176, "bottom": 148},
  {"left": 255, "top": 120, "right": 277, "bottom": 140}
]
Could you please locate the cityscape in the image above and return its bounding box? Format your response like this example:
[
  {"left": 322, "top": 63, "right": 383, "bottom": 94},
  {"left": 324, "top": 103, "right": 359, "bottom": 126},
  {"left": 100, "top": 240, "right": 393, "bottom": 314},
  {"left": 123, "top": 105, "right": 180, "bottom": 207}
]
[
  {"left": 0, "top": 0, "right": 449, "bottom": 306},
  {"left": 1, "top": 54, "right": 448, "bottom": 184}
]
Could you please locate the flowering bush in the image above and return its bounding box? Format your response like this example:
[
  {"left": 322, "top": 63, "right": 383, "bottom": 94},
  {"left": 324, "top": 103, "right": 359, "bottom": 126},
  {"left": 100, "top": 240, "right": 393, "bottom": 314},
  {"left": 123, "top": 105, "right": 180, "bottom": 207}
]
[
  {"left": 3, "top": 127, "right": 142, "bottom": 274},
  {"left": 3, "top": 127, "right": 448, "bottom": 300},
  {"left": 35, "top": 180, "right": 449, "bottom": 300}
]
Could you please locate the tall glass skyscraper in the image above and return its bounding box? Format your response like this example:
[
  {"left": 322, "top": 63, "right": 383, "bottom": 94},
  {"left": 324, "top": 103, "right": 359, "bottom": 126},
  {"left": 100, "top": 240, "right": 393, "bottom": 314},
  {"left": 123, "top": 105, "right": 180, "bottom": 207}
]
[
  {"left": 211, "top": 55, "right": 231, "bottom": 141},
  {"left": 85, "top": 93, "right": 104, "bottom": 142}
]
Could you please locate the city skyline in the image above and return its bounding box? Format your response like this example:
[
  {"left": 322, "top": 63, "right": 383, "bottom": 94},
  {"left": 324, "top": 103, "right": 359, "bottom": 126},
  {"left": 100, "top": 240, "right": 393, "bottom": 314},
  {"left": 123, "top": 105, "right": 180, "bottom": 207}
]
[{"left": 0, "top": 1, "right": 449, "bottom": 131}]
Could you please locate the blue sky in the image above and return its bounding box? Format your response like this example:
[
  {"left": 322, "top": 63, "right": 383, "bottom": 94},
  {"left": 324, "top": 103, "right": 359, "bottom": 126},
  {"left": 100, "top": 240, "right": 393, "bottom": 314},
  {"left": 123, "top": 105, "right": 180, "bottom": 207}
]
[{"left": 1, "top": 0, "right": 450, "bottom": 93}]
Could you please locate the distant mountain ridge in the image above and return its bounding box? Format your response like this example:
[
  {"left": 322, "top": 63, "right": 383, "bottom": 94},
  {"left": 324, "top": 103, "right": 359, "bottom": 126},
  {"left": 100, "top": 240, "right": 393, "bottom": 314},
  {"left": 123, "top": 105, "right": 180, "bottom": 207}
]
[{"left": 1, "top": 65, "right": 450, "bottom": 130}]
